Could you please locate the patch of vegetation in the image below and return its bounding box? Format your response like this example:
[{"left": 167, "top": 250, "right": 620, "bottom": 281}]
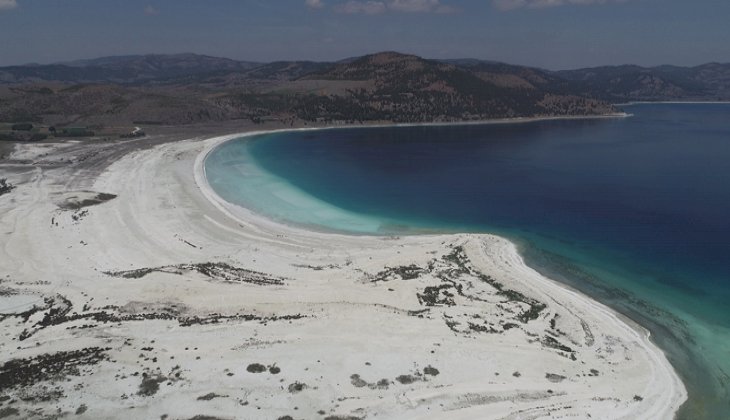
[
  {"left": 287, "top": 381, "right": 307, "bottom": 393},
  {"left": 57, "top": 192, "right": 117, "bottom": 210},
  {"left": 0, "top": 179, "right": 14, "bottom": 197},
  {"left": 324, "top": 416, "right": 362, "bottom": 420},
  {"left": 350, "top": 374, "right": 368, "bottom": 388},
  {"left": 446, "top": 246, "right": 547, "bottom": 323},
  {"left": 371, "top": 264, "right": 426, "bottom": 282},
  {"left": 186, "top": 416, "right": 227, "bottom": 420},
  {"left": 541, "top": 336, "right": 574, "bottom": 354},
  {"left": 0, "top": 347, "right": 109, "bottom": 393},
  {"left": 13, "top": 294, "right": 302, "bottom": 341},
  {"left": 423, "top": 366, "right": 440, "bottom": 376},
  {"left": 246, "top": 363, "right": 267, "bottom": 373},
  {"left": 517, "top": 302, "right": 547, "bottom": 323},
  {"left": 11, "top": 123, "right": 33, "bottom": 131},
  {"left": 0, "top": 132, "right": 47, "bottom": 142},
  {"left": 348, "top": 374, "right": 390, "bottom": 390},
  {"left": 373, "top": 378, "right": 390, "bottom": 389},
  {"left": 545, "top": 373, "right": 566, "bottom": 383},
  {"left": 0, "top": 407, "right": 20, "bottom": 418},
  {"left": 417, "top": 284, "right": 456, "bottom": 306},
  {"left": 104, "top": 262, "right": 286, "bottom": 286},
  {"left": 467, "top": 322, "right": 499, "bottom": 333},
  {"left": 178, "top": 313, "right": 303, "bottom": 327},
  {"left": 197, "top": 393, "right": 226, "bottom": 401},
  {"left": 292, "top": 263, "right": 339, "bottom": 271},
  {"left": 138, "top": 373, "right": 166, "bottom": 396},
  {"left": 395, "top": 374, "right": 420, "bottom": 385}
]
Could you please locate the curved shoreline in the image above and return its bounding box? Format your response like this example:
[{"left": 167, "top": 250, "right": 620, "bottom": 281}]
[
  {"left": 0, "top": 126, "right": 685, "bottom": 419},
  {"left": 195, "top": 129, "right": 687, "bottom": 417}
]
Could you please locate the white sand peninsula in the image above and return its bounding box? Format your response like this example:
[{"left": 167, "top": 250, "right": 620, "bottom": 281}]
[{"left": 0, "top": 130, "right": 686, "bottom": 419}]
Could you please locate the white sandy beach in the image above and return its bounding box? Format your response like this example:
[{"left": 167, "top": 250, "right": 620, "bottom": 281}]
[{"left": 0, "top": 129, "right": 686, "bottom": 419}]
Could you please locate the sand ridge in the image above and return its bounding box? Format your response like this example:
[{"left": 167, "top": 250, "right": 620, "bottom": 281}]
[{"left": 0, "top": 131, "right": 685, "bottom": 419}]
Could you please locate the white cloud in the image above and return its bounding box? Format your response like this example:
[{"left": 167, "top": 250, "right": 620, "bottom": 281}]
[
  {"left": 144, "top": 5, "right": 159, "bottom": 15},
  {"left": 0, "top": 0, "right": 17, "bottom": 11},
  {"left": 336, "top": 1, "right": 387, "bottom": 14},
  {"left": 334, "top": 0, "right": 454, "bottom": 14},
  {"left": 493, "top": 0, "right": 628, "bottom": 11},
  {"left": 389, "top": 0, "right": 440, "bottom": 12},
  {"left": 305, "top": 0, "right": 325, "bottom": 8}
]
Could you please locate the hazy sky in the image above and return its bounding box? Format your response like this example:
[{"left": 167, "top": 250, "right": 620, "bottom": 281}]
[{"left": 1, "top": 0, "right": 728, "bottom": 69}]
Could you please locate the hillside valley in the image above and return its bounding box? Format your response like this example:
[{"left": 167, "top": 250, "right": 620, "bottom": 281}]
[{"left": 1, "top": 52, "right": 728, "bottom": 132}]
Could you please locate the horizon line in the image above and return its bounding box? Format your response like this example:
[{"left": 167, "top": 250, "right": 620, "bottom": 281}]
[{"left": 3, "top": 50, "right": 729, "bottom": 72}]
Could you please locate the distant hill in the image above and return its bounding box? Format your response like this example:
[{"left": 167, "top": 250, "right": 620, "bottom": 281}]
[
  {"left": 0, "top": 53, "right": 260, "bottom": 85},
  {"left": 274, "top": 51, "right": 613, "bottom": 122},
  {"left": 0, "top": 52, "right": 728, "bottom": 127},
  {"left": 242, "top": 61, "right": 333, "bottom": 81},
  {"left": 555, "top": 63, "right": 730, "bottom": 101}
]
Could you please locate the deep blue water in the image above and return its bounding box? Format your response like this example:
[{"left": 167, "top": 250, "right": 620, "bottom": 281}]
[{"left": 206, "top": 104, "right": 730, "bottom": 418}]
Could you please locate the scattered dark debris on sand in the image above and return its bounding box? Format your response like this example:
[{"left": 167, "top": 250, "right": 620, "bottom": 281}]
[
  {"left": 103, "top": 262, "right": 286, "bottom": 286},
  {"left": 0, "top": 179, "right": 14, "bottom": 197},
  {"left": 371, "top": 264, "right": 426, "bottom": 282},
  {"left": 10, "top": 294, "right": 303, "bottom": 341},
  {"left": 71, "top": 209, "right": 89, "bottom": 222},
  {"left": 174, "top": 234, "right": 199, "bottom": 249},
  {"left": 0, "top": 347, "right": 109, "bottom": 393},
  {"left": 399, "top": 245, "right": 549, "bottom": 336},
  {"left": 324, "top": 415, "right": 363, "bottom": 420},
  {"left": 443, "top": 246, "right": 547, "bottom": 323}
]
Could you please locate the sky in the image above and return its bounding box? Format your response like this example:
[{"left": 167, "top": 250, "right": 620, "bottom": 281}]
[{"left": 0, "top": 0, "right": 728, "bottom": 69}]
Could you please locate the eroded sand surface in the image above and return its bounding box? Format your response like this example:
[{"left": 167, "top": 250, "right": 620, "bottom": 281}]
[{"left": 0, "top": 133, "right": 686, "bottom": 419}]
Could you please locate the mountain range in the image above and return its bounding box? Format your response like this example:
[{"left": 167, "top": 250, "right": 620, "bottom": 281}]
[{"left": 0, "top": 52, "right": 727, "bottom": 127}]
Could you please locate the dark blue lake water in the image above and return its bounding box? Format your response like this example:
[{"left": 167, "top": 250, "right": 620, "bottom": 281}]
[{"left": 205, "top": 104, "right": 730, "bottom": 418}]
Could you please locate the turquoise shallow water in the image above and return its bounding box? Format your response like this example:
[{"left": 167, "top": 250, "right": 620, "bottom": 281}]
[{"left": 205, "top": 104, "right": 730, "bottom": 418}]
